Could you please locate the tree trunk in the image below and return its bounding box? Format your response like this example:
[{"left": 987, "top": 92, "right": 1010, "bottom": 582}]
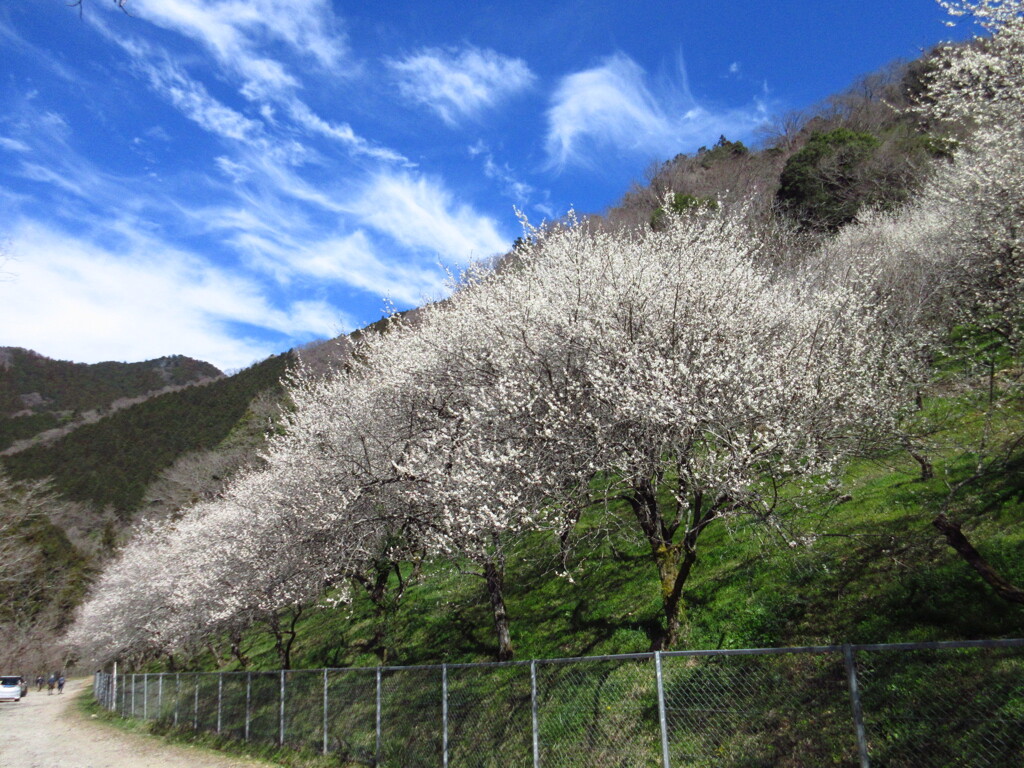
[
  {"left": 908, "top": 446, "right": 934, "bottom": 481},
  {"left": 353, "top": 560, "right": 409, "bottom": 664},
  {"left": 229, "top": 631, "right": 249, "bottom": 669},
  {"left": 628, "top": 481, "right": 703, "bottom": 651},
  {"left": 267, "top": 608, "right": 303, "bottom": 670},
  {"left": 268, "top": 616, "right": 288, "bottom": 670},
  {"left": 650, "top": 543, "right": 698, "bottom": 650},
  {"left": 484, "top": 560, "right": 514, "bottom": 661},
  {"left": 933, "top": 513, "right": 1024, "bottom": 605}
]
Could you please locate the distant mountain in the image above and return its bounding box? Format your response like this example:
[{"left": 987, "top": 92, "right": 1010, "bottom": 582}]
[
  {"left": 2, "top": 351, "right": 292, "bottom": 516},
  {"left": 0, "top": 347, "right": 222, "bottom": 415},
  {"left": 0, "top": 348, "right": 223, "bottom": 453}
]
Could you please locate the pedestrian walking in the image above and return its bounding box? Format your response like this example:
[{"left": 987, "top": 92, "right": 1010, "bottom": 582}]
[
  {"left": 57, "top": 675, "right": 65, "bottom": 694},
  {"left": 47, "top": 674, "right": 56, "bottom": 695}
]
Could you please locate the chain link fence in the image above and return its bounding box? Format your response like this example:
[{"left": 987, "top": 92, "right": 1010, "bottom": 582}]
[{"left": 92, "top": 638, "right": 1024, "bottom": 767}]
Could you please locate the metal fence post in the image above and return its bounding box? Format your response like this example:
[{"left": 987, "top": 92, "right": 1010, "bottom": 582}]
[
  {"left": 158, "top": 674, "right": 164, "bottom": 718},
  {"left": 279, "top": 670, "right": 286, "bottom": 746},
  {"left": 217, "top": 673, "right": 223, "bottom": 734},
  {"left": 322, "top": 668, "right": 329, "bottom": 756},
  {"left": 144, "top": 673, "right": 149, "bottom": 720},
  {"left": 112, "top": 662, "right": 118, "bottom": 712},
  {"left": 843, "top": 645, "right": 871, "bottom": 768},
  {"left": 531, "top": 660, "right": 540, "bottom": 768},
  {"left": 193, "top": 674, "right": 199, "bottom": 731},
  {"left": 245, "top": 672, "right": 251, "bottom": 742},
  {"left": 174, "top": 672, "right": 180, "bottom": 726},
  {"left": 654, "top": 652, "right": 671, "bottom": 768},
  {"left": 442, "top": 664, "right": 449, "bottom": 768},
  {"left": 375, "top": 668, "right": 382, "bottom": 765}
]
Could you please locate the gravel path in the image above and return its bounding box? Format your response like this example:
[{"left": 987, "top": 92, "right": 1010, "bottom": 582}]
[{"left": 0, "top": 679, "right": 273, "bottom": 768}]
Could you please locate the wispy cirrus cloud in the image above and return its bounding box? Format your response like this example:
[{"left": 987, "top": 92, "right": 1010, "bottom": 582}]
[
  {"left": 1, "top": 11, "right": 515, "bottom": 370},
  {"left": 0, "top": 136, "right": 30, "bottom": 153},
  {"left": 120, "top": 0, "right": 347, "bottom": 81},
  {"left": 348, "top": 171, "right": 510, "bottom": 264},
  {"left": 545, "top": 53, "right": 769, "bottom": 170},
  {"left": 0, "top": 94, "right": 474, "bottom": 366},
  {"left": 283, "top": 98, "right": 410, "bottom": 164},
  {"left": 387, "top": 46, "right": 535, "bottom": 125},
  {"left": 144, "top": 59, "right": 264, "bottom": 143},
  {"left": 204, "top": 169, "right": 513, "bottom": 299},
  {"left": 93, "top": 8, "right": 404, "bottom": 165},
  {"left": 4, "top": 105, "right": 172, "bottom": 216},
  {"left": 231, "top": 229, "right": 449, "bottom": 306},
  {"left": 468, "top": 140, "right": 537, "bottom": 206},
  {"left": 178, "top": 165, "right": 509, "bottom": 305}
]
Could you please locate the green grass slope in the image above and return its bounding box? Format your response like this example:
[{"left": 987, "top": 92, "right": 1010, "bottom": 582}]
[{"left": 207, "top": 386, "right": 1023, "bottom": 674}]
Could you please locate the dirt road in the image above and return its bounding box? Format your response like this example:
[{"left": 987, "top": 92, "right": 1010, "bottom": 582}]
[{"left": 0, "top": 679, "right": 272, "bottom": 768}]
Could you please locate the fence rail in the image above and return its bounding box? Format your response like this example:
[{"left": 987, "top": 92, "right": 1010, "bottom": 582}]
[{"left": 93, "top": 638, "right": 1024, "bottom": 767}]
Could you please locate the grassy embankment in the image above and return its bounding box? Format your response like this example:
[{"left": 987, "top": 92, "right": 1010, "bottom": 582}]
[{"left": 221, "top": 377, "right": 1024, "bottom": 672}]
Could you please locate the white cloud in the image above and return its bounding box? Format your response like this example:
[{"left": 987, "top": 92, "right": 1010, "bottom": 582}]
[
  {"left": 468, "top": 141, "right": 535, "bottom": 203},
  {"left": 388, "top": 46, "right": 535, "bottom": 125},
  {"left": 545, "top": 53, "right": 768, "bottom": 169},
  {"left": 0, "top": 220, "right": 342, "bottom": 370},
  {"left": 0, "top": 136, "right": 30, "bottom": 153},
  {"left": 284, "top": 99, "right": 410, "bottom": 164},
  {"left": 306, "top": 234, "right": 448, "bottom": 305},
  {"left": 144, "top": 60, "right": 263, "bottom": 142},
  {"left": 17, "top": 163, "right": 88, "bottom": 197},
  {"left": 185, "top": 195, "right": 456, "bottom": 308},
  {"left": 124, "top": 0, "right": 347, "bottom": 77},
  {"left": 214, "top": 155, "right": 251, "bottom": 182},
  {"left": 237, "top": 229, "right": 449, "bottom": 306},
  {"left": 99, "top": 17, "right": 404, "bottom": 167},
  {"left": 348, "top": 172, "right": 510, "bottom": 264}
]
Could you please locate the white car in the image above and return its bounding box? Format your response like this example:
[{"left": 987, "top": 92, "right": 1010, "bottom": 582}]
[{"left": 0, "top": 676, "right": 23, "bottom": 702}]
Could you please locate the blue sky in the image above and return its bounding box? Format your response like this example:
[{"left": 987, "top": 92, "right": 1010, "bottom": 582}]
[{"left": 0, "top": 0, "right": 971, "bottom": 371}]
